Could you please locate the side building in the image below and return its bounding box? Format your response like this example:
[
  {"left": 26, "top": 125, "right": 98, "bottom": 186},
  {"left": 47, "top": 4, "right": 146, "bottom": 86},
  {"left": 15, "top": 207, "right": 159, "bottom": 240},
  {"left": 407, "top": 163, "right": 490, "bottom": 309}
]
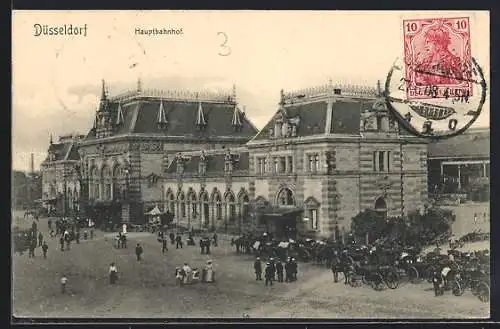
[
  {"left": 40, "top": 134, "right": 84, "bottom": 216},
  {"left": 428, "top": 127, "right": 490, "bottom": 202}
]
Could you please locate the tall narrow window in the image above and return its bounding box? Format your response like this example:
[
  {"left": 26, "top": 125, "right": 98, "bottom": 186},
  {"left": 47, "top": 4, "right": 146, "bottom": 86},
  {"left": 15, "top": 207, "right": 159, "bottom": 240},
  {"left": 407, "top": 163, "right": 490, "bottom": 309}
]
[
  {"left": 309, "top": 155, "right": 314, "bottom": 172},
  {"left": 288, "top": 156, "right": 294, "bottom": 173},
  {"left": 386, "top": 151, "right": 391, "bottom": 172},
  {"left": 263, "top": 158, "right": 268, "bottom": 173},
  {"left": 274, "top": 157, "right": 279, "bottom": 173},
  {"left": 280, "top": 157, "right": 286, "bottom": 173},
  {"left": 315, "top": 155, "right": 320, "bottom": 172},
  {"left": 373, "top": 152, "right": 377, "bottom": 171},
  {"left": 378, "top": 151, "right": 385, "bottom": 172}
]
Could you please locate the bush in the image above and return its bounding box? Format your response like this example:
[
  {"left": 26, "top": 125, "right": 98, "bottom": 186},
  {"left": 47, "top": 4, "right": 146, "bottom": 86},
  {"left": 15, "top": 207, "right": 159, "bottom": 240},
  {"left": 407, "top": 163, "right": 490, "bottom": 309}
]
[
  {"left": 350, "top": 209, "right": 387, "bottom": 244},
  {"left": 350, "top": 207, "right": 456, "bottom": 247}
]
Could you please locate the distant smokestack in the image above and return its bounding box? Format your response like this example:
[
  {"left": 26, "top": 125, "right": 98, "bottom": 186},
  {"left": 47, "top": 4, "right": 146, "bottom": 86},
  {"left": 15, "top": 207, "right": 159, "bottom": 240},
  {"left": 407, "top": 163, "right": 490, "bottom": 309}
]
[{"left": 30, "top": 153, "right": 34, "bottom": 174}]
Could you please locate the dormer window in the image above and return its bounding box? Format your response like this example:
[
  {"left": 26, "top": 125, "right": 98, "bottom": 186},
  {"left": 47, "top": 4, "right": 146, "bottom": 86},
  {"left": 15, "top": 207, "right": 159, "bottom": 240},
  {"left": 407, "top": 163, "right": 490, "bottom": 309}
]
[
  {"left": 274, "top": 121, "right": 282, "bottom": 138},
  {"left": 199, "top": 152, "right": 207, "bottom": 175}
]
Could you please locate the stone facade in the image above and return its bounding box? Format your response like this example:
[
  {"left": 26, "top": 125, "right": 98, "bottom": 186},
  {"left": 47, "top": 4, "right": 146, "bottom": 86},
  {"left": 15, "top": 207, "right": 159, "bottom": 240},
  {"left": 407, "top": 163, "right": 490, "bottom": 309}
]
[{"left": 42, "top": 79, "right": 429, "bottom": 239}]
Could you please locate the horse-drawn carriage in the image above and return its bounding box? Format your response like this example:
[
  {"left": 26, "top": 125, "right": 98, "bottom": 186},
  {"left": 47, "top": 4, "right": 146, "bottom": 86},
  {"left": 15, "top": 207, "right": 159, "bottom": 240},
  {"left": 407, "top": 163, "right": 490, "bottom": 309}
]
[{"left": 450, "top": 253, "right": 490, "bottom": 302}]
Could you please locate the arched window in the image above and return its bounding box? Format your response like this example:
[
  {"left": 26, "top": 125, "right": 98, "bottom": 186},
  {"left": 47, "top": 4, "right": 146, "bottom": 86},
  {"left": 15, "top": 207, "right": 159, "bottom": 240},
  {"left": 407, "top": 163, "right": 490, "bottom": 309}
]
[
  {"left": 374, "top": 197, "right": 388, "bottom": 218},
  {"left": 102, "top": 166, "right": 112, "bottom": 200},
  {"left": 188, "top": 191, "right": 197, "bottom": 219},
  {"left": 226, "top": 192, "right": 236, "bottom": 222},
  {"left": 200, "top": 192, "right": 210, "bottom": 227},
  {"left": 167, "top": 192, "right": 175, "bottom": 214},
  {"left": 178, "top": 192, "right": 186, "bottom": 218},
  {"left": 277, "top": 188, "right": 295, "bottom": 206},
  {"left": 212, "top": 190, "right": 222, "bottom": 220},
  {"left": 90, "top": 167, "right": 99, "bottom": 199},
  {"left": 240, "top": 194, "right": 250, "bottom": 221},
  {"left": 112, "top": 165, "right": 123, "bottom": 200}
]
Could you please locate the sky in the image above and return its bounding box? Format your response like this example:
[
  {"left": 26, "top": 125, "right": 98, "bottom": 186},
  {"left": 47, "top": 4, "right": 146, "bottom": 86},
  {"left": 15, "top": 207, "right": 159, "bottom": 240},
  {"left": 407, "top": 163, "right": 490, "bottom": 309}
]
[{"left": 12, "top": 10, "right": 490, "bottom": 172}]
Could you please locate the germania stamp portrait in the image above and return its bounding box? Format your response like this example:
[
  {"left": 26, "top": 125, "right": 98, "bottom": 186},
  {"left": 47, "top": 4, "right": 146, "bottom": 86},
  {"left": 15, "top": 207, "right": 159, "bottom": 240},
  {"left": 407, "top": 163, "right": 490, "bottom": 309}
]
[{"left": 403, "top": 17, "right": 473, "bottom": 100}]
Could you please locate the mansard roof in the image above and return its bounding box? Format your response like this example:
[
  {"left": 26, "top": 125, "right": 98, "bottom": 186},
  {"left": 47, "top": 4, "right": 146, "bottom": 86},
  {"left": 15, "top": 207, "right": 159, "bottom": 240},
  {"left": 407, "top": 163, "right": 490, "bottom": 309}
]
[
  {"left": 166, "top": 150, "right": 249, "bottom": 174},
  {"left": 251, "top": 81, "right": 418, "bottom": 141},
  {"left": 43, "top": 139, "right": 80, "bottom": 163},
  {"left": 85, "top": 88, "right": 258, "bottom": 141}
]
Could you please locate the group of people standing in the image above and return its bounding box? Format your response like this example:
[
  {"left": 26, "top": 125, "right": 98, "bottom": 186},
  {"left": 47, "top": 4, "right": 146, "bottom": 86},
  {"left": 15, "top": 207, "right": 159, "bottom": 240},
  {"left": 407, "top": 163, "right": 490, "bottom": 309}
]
[
  {"left": 253, "top": 257, "right": 298, "bottom": 286},
  {"left": 175, "top": 260, "right": 216, "bottom": 285}
]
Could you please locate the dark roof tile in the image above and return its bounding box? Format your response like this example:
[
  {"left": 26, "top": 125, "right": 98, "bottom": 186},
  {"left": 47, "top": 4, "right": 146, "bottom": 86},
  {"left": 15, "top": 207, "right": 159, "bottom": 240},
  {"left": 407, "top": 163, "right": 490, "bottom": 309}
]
[{"left": 253, "top": 101, "right": 328, "bottom": 140}]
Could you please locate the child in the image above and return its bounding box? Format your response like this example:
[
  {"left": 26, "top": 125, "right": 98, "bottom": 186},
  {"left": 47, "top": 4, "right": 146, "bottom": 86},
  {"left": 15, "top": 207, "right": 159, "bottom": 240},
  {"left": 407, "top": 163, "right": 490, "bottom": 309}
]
[
  {"left": 42, "top": 241, "right": 48, "bottom": 259},
  {"left": 109, "top": 263, "right": 118, "bottom": 284}
]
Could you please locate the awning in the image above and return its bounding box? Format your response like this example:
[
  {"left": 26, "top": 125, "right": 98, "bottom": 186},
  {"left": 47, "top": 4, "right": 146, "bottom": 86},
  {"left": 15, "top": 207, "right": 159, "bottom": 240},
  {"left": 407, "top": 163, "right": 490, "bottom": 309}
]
[
  {"left": 257, "top": 206, "right": 303, "bottom": 217},
  {"left": 145, "top": 205, "right": 163, "bottom": 216}
]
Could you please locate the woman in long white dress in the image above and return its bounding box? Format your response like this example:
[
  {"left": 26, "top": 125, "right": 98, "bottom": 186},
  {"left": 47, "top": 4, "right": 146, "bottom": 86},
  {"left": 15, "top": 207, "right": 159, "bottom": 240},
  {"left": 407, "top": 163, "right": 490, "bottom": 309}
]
[
  {"left": 203, "top": 260, "right": 215, "bottom": 283},
  {"left": 182, "top": 262, "right": 192, "bottom": 284}
]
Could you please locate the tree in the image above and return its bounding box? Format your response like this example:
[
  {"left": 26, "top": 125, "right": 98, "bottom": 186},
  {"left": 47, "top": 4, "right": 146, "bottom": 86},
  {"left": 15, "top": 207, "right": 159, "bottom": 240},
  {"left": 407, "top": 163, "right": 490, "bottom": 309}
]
[{"left": 350, "top": 209, "right": 387, "bottom": 244}]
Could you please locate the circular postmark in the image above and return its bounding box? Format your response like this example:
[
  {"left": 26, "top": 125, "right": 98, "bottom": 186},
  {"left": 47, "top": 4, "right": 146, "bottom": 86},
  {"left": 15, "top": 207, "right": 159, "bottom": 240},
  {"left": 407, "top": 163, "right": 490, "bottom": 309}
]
[{"left": 383, "top": 57, "right": 486, "bottom": 139}]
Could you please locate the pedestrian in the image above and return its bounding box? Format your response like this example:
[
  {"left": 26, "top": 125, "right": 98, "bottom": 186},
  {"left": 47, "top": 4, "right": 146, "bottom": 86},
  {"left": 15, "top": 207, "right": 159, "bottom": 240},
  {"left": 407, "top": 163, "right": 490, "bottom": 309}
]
[
  {"left": 75, "top": 231, "right": 80, "bottom": 244},
  {"left": 135, "top": 243, "right": 143, "bottom": 261},
  {"left": 212, "top": 232, "right": 218, "bottom": 247},
  {"left": 42, "top": 241, "right": 48, "bottom": 259},
  {"left": 205, "top": 238, "right": 211, "bottom": 254},
  {"left": 474, "top": 213, "right": 478, "bottom": 224},
  {"left": 28, "top": 242, "right": 35, "bottom": 258},
  {"left": 276, "top": 260, "right": 284, "bottom": 283},
  {"left": 200, "top": 238, "right": 205, "bottom": 254},
  {"left": 202, "top": 260, "right": 215, "bottom": 283},
  {"left": 176, "top": 234, "right": 183, "bottom": 249},
  {"left": 60, "top": 275, "right": 68, "bottom": 294},
  {"left": 162, "top": 237, "right": 168, "bottom": 254},
  {"left": 65, "top": 235, "right": 71, "bottom": 250},
  {"left": 48, "top": 218, "right": 52, "bottom": 231},
  {"left": 109, "top": 262, "right": 118, "bottom": 284},
  {"left": 169, "top": 232, "right": 175, "bottom": 245},
  {"left": 291, "top": 258, "right": 298, "bottom": 281},
  {"left": 331, "top": 251, "right": 340, "bottom": 283},
  {"left": 90, "top": 228, "right": 94, "bottom": 240},
  {"left": 264, "top": 262, "right": 273, "bottom": 286},
  {"left": 269, "top": 258, "right": 276, "bottom": 281},
  {"left": 432, "top": 270, "right": 444, "bottom": 296},
  {"left": 38, "top": 231, "right": 43, "bottom": 247},
  {"left": 253, "top": 257, "right": 262, "bottom": 280},
  {"left": 59, "top": 236, "right": 65, "bottom": 251}
]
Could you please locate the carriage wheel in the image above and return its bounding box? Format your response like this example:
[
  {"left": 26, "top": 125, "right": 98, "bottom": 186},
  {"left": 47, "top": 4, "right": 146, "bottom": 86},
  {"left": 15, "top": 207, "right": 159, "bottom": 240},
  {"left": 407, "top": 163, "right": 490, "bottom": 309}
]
[
  {"left": 385, "top": 271, "right": 399, "bottom": 289},
  {"left": 407, "top": 266, "right": 420, "bottom": 284},
  {"left": 476, "top": 282, "right": 490, "bottom": 302},
  {"left": 452, "top": 280, "right": 463, "bottom": 296}
]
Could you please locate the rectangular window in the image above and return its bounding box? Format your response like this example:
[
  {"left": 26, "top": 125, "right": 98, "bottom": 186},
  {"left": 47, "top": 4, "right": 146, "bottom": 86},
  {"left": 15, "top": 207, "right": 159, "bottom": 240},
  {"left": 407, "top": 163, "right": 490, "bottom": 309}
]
[
  {"left": 274, "top": 157, "right": 279, "bottom": 173},
  {"left": 288, "top": 156, "right": 294, "bottom": 173},
  {"left": 263, "top": 158, "right": 267, "bottom": 173},
  {"left": 280, "top": 157, "right": 286, "bottom": 173},
  {"left": 309, "top": 155, "right": 314, "bottom": 172},
  {"left": 315, "top": 155, "right": 320, "bottom": 172},
  {"left": 373, "top": 152, "right": 377, "bottom": 171},
  {"left": 257, "top": 158, "right": 262, "bottom": 174}
]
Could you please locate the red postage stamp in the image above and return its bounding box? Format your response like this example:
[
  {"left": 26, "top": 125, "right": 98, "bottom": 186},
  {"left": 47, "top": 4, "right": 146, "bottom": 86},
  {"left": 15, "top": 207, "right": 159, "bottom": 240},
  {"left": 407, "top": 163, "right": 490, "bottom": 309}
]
[{"left": 403, "top": 17, "right": 472, "bottom": 100}]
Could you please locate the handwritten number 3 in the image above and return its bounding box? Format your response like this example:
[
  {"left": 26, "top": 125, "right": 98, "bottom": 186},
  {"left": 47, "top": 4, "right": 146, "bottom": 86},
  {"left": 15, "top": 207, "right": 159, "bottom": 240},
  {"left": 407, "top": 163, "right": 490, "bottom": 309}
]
[{"left": 218, "top": 32, "right": 231, "bottom": 56}]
